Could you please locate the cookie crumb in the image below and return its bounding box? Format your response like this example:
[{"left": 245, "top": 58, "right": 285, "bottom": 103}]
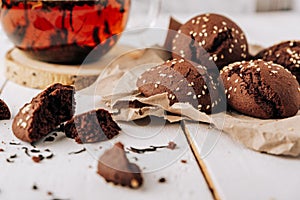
[
  {"left": 32, "top": 184, "right": 38, "bottom": 190},
  {"left": 68, "top": 148, "right": 86, "bottom": 155},
  {"left": 32, "top": 155, "right": 44, "bottom": 163},
  {"left": 47, "top": 191, "right": 53, "bottom": 196},
  {"left": 9, "top": 141, "right": 21, "bottom": 145},
  {"left": 158, "top": 177, "right": 166, "bottom": 183},
  {"left": 167, "top": 142, "right": 177, "bottom": 150},
  {"left": 44, "top": 136, "right": 55, "bottom": 142}
]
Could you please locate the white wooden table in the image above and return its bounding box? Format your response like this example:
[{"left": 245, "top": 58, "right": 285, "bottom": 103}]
[{"left": 0, "top": 12, "right": 300, "bottom": 200}]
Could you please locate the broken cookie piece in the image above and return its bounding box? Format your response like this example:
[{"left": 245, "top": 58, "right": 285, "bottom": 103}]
[
  {"left": 97, "top": 142, "right": 143, "bottom": 189},
  {"left": 64, "top": 109, "right": 121, "bottom": 143},
  {"left": 0, "top": 99, "right": 11, "bottom": 120},
  {"left": 12, "top": 83, "right": 75, "bottom": 143}
]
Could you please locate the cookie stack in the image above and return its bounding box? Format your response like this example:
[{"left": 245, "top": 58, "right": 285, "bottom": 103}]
[{"left": 137, "top": 13, "right": 300, "bottom": 119}]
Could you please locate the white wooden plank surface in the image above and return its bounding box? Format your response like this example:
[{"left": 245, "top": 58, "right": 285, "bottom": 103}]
[
  {"left": 178, "top": 12, "right": 300, "bottom": 200},
  {"left": 1, "top": 11, "right": 300, "bottom": 200},
  {"left": 0, "top": 81, "right": 213, "bottom": 200},
  {"left": 184, "top": 121, "right": 300, "bottom": 200}
]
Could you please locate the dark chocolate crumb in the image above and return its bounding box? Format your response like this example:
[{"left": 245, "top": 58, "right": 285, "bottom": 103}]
[
  {"left": 128, "top": 146, "right": 158, "bottom": 154},
  {"left": 128, "top": 142, "right": 177, "bottom": 154},
  {"left": 32, "top": 155, "right": 44, "bottom": 163},
  {"left": 30, "top": 149, "right": 41, "bottom": 153},
  {"left": 47, "top": 191, "right": 53, "bottom": 196},
  {"left": 68, "top": 148, "right": 86, "bottom": 155},
  {"left": 0, "top": 148, "right": 4, "bottom": 152},
  {"left": 132, "top": 157, "right": 138, "bottom": 161},
  {"left": 167, "top": 142, "right": 177, "bottom": 150},
  {"left": 6, "top": 158, "right": 14, "bottom": 163},
  {"left": 10, "top": 154, "right": 17, "bottom": 159},
  {"left": 21, "top": 147, "right": 30, "bottom": 157},
  {"left": 44, "top": 136, "right": 55, "bottom": 142},
  {"left": 181, "top": 160, "right": 187, "bottom": 164},
  {"left": 9, "top": 142, "right": 21, "bottom": 145},
  {"left": 46, "top": 153, "right": 54, "bottom": 159},
  {"left": 32, "top": 184, "right": 38, "bottom": 190},
  {"left": 44, "top": 149, "right": 51, "bottom": 152},
  {"left": 158, "top": 177, "right": 166, "bottom": 183}
]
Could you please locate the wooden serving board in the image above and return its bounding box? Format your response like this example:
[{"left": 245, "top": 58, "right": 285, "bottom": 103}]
[{"left": 5, "top": 45, "right": 134, "bottom": 90}]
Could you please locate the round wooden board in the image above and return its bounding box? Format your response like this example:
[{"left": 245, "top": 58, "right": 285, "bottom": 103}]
[{"left": 5, "top": 45, "right": 133, "bottom": 90}]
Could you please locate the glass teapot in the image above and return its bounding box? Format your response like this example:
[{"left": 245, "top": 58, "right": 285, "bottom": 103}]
[{"left": 0, "top": 0, "right": 161, "bottom": 64}]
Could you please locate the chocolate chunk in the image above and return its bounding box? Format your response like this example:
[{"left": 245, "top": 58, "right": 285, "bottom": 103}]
[
  {"left": 64, "top": 109, "right": 121, "bottom": 144},
  {"left": 12, "top": 83, "right": 75, "bottom": 143},
  {"left": 221, "top": 59, "right": 300, "bottom": 118},
  {"left": 0, "top": 99, "right": 11, "bottom": 120},
  {"left": 97, "top": 142, "right": 143, "bottom": 189}
]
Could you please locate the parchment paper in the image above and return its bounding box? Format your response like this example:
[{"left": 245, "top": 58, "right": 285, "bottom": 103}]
[
  {"left": 96, "top": 46, "right": 300, "bottom": 157},
  {"left": 94, "top": 17, "right": 300, "bottom": 157}
]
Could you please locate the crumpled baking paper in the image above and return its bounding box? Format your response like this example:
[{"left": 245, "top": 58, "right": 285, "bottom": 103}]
[{"left": 94, "top": 45, "right": 300, "bottom": 157}]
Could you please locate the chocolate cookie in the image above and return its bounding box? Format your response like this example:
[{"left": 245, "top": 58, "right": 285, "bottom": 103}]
[
  {"left": 172, "top": 13, "right": 249, "bottom": 70},
  {"left": 97, "top": 142, "right": 143, "bottom": 189},
  {"left": 0, "top": 99, "right": 11, "bottom": 120},
  {"left": 12, "top": 83, "right": 75, "bottom": 143},
  {"left": 221, "top": 60, "right": 300, "bottom": 119},
  {"left": 64, "top": 109, "right": 121, "bottom": 144},
  {"left": 255, "top": 40, "right": 300, "bottom": 83},
  {"left": 137, "top": 58, "right": 224, "bottom": 114}
]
